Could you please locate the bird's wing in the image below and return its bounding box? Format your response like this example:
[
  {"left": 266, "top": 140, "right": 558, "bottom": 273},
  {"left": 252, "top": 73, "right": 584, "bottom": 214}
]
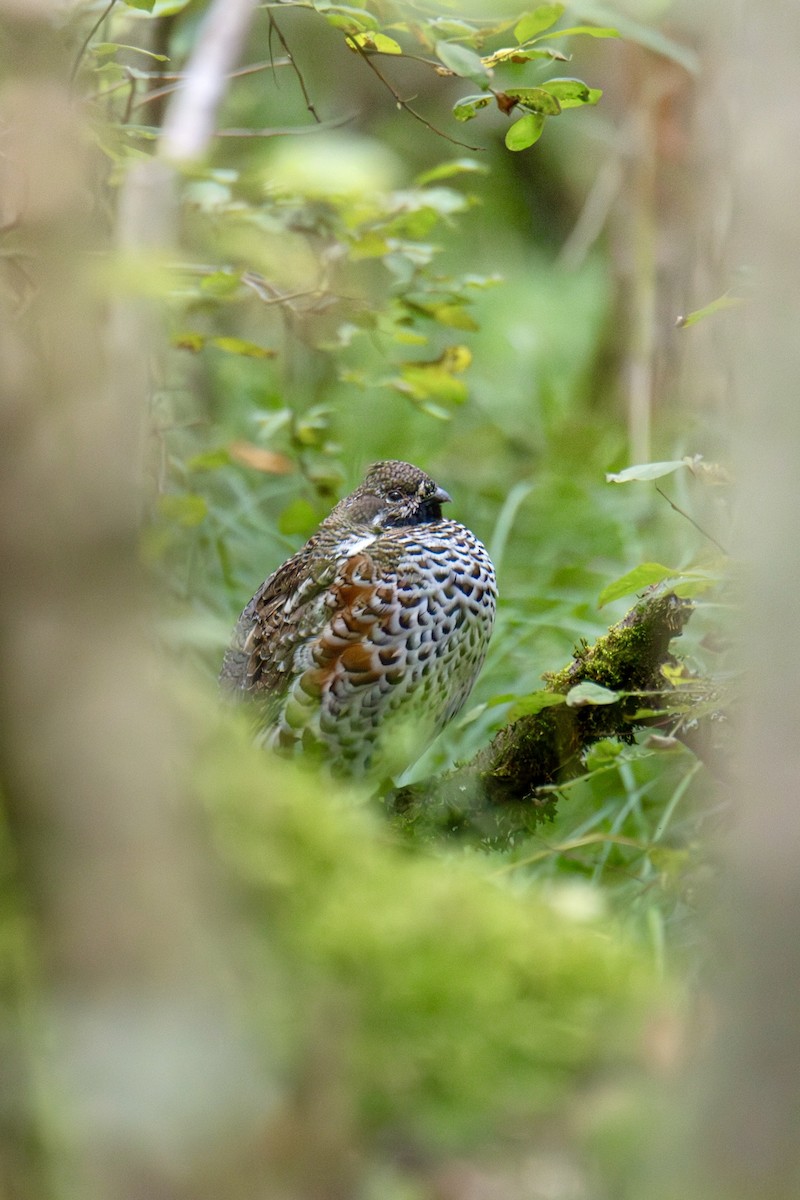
[{"left": 218, "top": 540, "right": 336, "bottom": 698}]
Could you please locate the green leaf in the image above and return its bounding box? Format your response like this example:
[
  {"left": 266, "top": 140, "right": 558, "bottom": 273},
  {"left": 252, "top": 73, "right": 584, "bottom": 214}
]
[
  {"left": 348, "top": 231, "right": 391, "bottom": 260},
  {"left": 390, "top": 345, "right": 472, "bottom": 406},
  {"left": 584, "top": 739, "right": 624, "bottom": 769},
  {"left": 122, "top": 0, "right": 156, "bottom": 11},
  {"left": 483, "top": 45, "right": 568, "bottom": 66},
  {"left": 209, "top": 336, "right": 275, "bottom": 359},
  {"left": 319, "top": 5, "right": 379, "bottom": 33},
  {"left": 670, "top": 575, "right": 722, "bottom": 599},
  {"left": 174, "top": 333, "right": 276, "bottom": 358},
  {"left": 507, "top": 691, "right": 567, "bottom": 721},
  {"left": 428, "top": 304, "right": 479, "bottom": 331},
  {"left": 414, "top": 158, "right": 488, "bottom": 185},
  {"left": 542, "top": 77, "right": 603, "bottom": 107},
  {"left": 606, "top": 460, "right": 689, "bottom": 484},
  {"left": 453, "top": 94, "right": 494, "bottom": 122},
  {"left": 514, "top": 5, "right": 565, "bottom": 43},
  {"left": 566, "top": 681, "right": 619, "bottom": 708},
  {"left": 393, "top": 186, "right": 468, "bottom": 218},
  {"left": 349, "top": 32, "right": 403, "bottom": 54},
  {"left": 504, "top": 88, "right": 562, "bottom": 116},
  {"left": 381, "top": 208, "right": 438, "bottom": 241},
  {"left": 570, "top": 1, "right": 698, "bottom": 73},
  {"left": 676, "top": 291, "right": 744, "bottom": 328},
  {"left": 157, "top": 493, "right": 207, "bottom": 527},
  {"left": 411, "top": 302, "right": 478, "bottom": 331},
  {"left": 186, "top": 448, "right": 232, "bottom": 472},
  {"left": 416, "top": 400, "right": 453, "bottom": 420},
  {"left": 172, "top": 332, "right": 205, "bottom": 352},
  {"left": 546, "top": 25, "right": 619, "bottom": 40},
  {"left": 278, "top": 498, "right": 319, "bottom": 537},
  {"left": 435, "top": 41, "right": 492, "bottom": 87},
  {"left": 90, "top": 61, "right": 126, "bottom": 84},
  {"left": 385, "top": 239, "right": 436, "bottom": 267},
  {"left": 394, "top": 366, "right": 468, "bottom": 405},
  {"left": 374, "top": 312, "right": 428, "bottom": 344},
  {"left": 601, "top": 560, "right": 725, "bottom": 606},
  {"left": 598, "top": 564, "right": 678, "bottom": 608},
  {"left": 91, "top": 43, "right": 169, "bottom": 61},
  {"left": 428, "top": 18, "right": 479, "bottom": 39},
  {"left": 486, "top": 693, "right": 521, "bottom": 707},
  {"left": 505, "top": 112, "right": 545, "bottom": 151},
  {"left": 461, "top": 273, "right": 503, "bottom": 290},
  {"left": 199, "top": 270, "right": 241, "bottom": 296},
  {"left": 120, "top": 125, "right": 159, "bottom": 140},
  {"left": 145, "top": 0, "right": 194, "bottom": 13},
  {"left": 325, "top": 13, "right": 371, "bottom": 32},
  {"left": 293, "top": 405, "right": 332, "bottom": 448}
]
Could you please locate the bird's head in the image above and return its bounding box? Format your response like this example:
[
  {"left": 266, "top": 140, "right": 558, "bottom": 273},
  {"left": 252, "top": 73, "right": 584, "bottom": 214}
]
[{"left": 337, "top": 460, "right": 451, "bottom": 529}]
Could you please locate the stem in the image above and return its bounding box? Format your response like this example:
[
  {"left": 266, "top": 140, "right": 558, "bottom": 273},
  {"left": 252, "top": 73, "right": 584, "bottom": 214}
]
[
  {"left": 269, "top": 13, "right": 322, "bottom": 123},
  {"left": 70, "top": 0, "right": 118, "bottom": 83},
  {"left": 346, "top": 36, "right": 485, "bottom": 153},
  {"left": 655, "top": 486, "right": 729, "bottom": 555}
]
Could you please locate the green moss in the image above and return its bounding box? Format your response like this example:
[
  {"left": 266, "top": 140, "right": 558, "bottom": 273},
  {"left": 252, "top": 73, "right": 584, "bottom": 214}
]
[
  {"left": 389, "top": 592, "right": 695, "bottom": 843},
  {"left": 196, "top": 714, "right": 660, "bottom": 1153}
]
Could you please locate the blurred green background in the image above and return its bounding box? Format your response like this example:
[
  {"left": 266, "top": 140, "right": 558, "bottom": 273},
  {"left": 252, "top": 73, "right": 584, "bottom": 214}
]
[
  {"left": 139, "top": 0, "right": 721, "bottom": 908},
  {"left": 0, "top": 3, "right": 732, "bottom": 1197}
]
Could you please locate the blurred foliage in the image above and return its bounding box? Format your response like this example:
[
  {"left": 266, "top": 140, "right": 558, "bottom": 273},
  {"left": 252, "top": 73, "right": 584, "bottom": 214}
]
[
  {"left": 0, "top": 0, "right": 732, "bottom": 1190},
  {"left": 198, "top": 716, "right": 661, "bottom": 1157},
  {"left": 78, "top": 0, "right": 734, "bottom": 935}
]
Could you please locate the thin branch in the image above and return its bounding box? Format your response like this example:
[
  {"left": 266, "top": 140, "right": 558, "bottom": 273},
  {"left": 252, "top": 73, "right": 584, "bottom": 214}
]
[
  {"left": 241, "top": 271, "right": 365, "bottom": 315},
  {"left": 216, "top": 112, "right": 357, "bottom": 137},
  {"left": 558, "top": 155, "right": 623, "bottom": 271},
  {"left": 142, "top": 61, "right": 288, "bottom": 84},
  {"left": 70, "top": 0, "right": 118, "bottom": 83},
  {"left": 268, "top": 13, "right": 322, "bottom": 123},
  {"left": 133, "top": 59, "right": 290, "bottom": 112},
  {"left": 240, "top": 275, "right": 325, "bottom": 306},
  {"left": 120, "top": 68, "right": 137, "bottom": 125},
  {"left": 346, "top": 37, "right": 486, "bottom": 153},
  {"left": 160, "top": 0, "right": 261, "bottom": 162},
  {"left": 655, "top": 486, "right": 729, "bottom": 555}
]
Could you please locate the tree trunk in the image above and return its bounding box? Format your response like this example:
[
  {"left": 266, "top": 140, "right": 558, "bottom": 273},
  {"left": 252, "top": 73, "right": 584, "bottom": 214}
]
[
  {"left": 644, "top": 5, "right": 800, "bottom": 1196},
  {"left": 0, "top": 7, "right": 269, "bottom": 1198}
]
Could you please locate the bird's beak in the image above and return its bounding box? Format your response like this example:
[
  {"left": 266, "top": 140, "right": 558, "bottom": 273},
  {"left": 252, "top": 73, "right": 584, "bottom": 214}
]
[{"left": 434, "top": 486, "right": 452, "bottom": 505}]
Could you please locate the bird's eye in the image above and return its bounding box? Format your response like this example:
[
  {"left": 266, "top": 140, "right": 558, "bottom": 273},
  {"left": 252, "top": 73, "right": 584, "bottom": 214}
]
[{"left": 386, "top": 489, "right": 404, "bottom": 502}]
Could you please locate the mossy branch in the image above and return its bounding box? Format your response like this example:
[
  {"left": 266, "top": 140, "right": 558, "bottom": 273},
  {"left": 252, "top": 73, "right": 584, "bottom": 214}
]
[{"left": 387, "top": 591, "right": 694, "bottom": 841}]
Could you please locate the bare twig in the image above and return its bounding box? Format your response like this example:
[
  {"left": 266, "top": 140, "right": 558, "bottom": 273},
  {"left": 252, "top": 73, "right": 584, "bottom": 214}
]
[
  {"left": 268, "top": 13, "right": 322, "bottom": 123},
  {"left": 70, "top": 0, "right": 118, "bottom": 83},
  {"left": 120, "top": 67, "right": 137, "bottom": 125},
  {"left": 558, "top": 155, "right": 623, "bottom": 271},
  {"left": 160, "top": 0, "right": 261, "bottom": 162},
  {"left": 655, "top": 486, "right": 729, "bottom": 555},
  {"left": 133, "top": 59, "right": 290, "bottom": 111},
  {"left": 346, "top": 36, "right": 485, "bottom": 153},
  {"left": 217, "top": 111, "right": 357, "bottom": 137}
]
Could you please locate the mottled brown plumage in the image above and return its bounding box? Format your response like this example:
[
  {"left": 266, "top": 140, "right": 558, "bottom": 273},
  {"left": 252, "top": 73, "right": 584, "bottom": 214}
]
[{"left": 220, "top": 461, "right": 496, "bottom": 775}]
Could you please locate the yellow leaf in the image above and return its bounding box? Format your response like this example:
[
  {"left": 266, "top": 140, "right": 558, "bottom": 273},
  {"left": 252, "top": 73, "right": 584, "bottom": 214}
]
[{"left": 349, "top": 32, "right": 403, "bottom": 54}]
